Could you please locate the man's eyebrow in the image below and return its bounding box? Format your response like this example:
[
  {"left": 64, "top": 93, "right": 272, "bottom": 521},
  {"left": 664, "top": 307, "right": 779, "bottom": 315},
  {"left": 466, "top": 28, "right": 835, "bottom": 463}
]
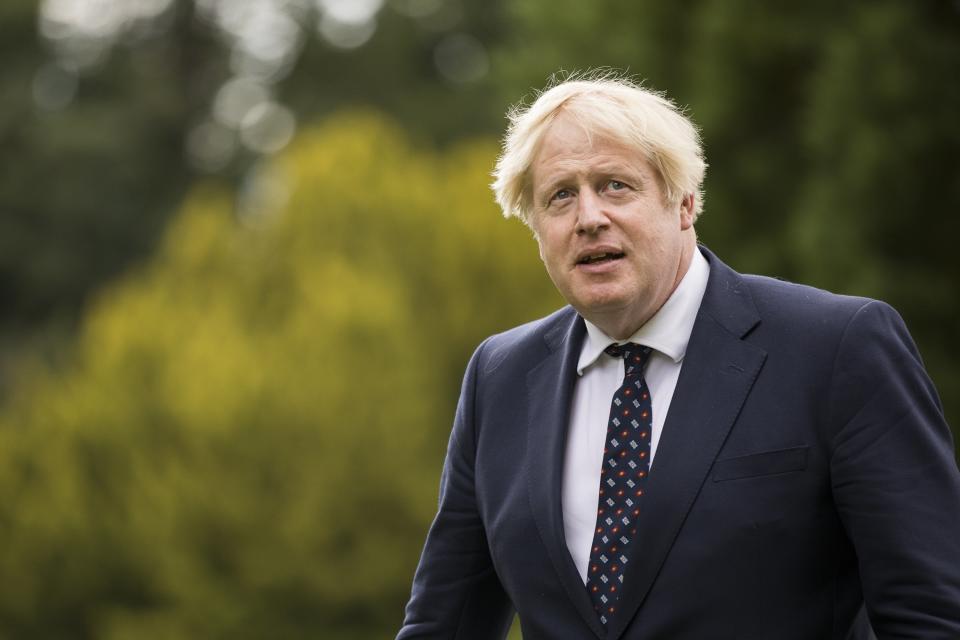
[
  {"left": 531, "top": 183, "right": 561, "bottom": 208},
  {"left": 532, "top": 173, "right": 568, "bottom": 200}
]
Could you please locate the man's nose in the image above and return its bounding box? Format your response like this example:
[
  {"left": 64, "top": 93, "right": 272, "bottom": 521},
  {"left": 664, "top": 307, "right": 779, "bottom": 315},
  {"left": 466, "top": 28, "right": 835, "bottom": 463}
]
[{"left": 575, "top": 189, "right": 610, "bottom": 235}]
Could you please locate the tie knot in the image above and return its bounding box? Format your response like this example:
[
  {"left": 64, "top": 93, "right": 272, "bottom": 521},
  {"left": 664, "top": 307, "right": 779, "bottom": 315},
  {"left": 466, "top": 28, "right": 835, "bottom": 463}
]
[{"left": 604, "top": 343, "right": 652, "bottom": 378}]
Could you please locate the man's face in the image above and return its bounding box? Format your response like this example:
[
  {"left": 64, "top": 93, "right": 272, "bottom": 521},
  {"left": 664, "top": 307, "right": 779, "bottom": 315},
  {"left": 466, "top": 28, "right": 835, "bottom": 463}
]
[{"left": 529, "top": 115, "right": 695, "bottom": 339}]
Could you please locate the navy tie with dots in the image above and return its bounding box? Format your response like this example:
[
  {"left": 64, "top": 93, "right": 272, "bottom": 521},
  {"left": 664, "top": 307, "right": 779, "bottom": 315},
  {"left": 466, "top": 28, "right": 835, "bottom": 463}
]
[{"left": 586, "top": 343, "right": 654, "bottom": 627}]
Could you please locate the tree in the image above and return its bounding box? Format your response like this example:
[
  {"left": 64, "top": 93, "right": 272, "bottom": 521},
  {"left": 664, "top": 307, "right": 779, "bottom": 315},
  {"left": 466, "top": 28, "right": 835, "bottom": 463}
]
[
  {"left": 1, "top": 0, "right": 508, "bottom": 395},
  {"left": 0, "top": 112, "right": 558, "bottom": 638}
]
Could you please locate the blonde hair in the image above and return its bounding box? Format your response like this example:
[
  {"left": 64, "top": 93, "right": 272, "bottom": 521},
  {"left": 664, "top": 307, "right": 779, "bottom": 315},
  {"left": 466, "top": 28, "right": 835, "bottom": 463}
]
[{"left": 491, "top": 71, "right": 707, "bottom": 226}]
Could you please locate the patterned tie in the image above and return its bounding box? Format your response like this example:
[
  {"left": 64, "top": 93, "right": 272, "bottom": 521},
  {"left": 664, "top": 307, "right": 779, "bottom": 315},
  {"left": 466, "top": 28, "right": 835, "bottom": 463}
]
[{"left": 586, "top": 342, "right": 654, "bottom": 626}]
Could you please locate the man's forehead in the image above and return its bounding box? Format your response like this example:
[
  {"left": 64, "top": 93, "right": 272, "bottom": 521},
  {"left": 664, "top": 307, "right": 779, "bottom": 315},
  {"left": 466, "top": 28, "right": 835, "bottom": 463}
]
[
  {"left": 538, "top": 112, "right": 643, "bottom": 155},
  {"left": 531, "top": 120, "right": 650, "bottom": 184}
]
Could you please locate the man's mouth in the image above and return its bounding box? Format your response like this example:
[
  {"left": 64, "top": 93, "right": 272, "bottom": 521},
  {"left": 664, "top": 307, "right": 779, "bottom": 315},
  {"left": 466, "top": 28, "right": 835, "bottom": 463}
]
[{"left": 577, "top": 252, "right": 625, "bottom": 266}]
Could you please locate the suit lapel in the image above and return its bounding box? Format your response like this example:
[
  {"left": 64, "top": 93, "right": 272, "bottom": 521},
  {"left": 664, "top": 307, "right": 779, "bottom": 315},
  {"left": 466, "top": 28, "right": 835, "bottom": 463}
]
[
  {"left": 606, "top": 249, "right": 768, "bottom": 640},
  {"left": 524, "top": 311, "right": 607, "bottom": 639}
]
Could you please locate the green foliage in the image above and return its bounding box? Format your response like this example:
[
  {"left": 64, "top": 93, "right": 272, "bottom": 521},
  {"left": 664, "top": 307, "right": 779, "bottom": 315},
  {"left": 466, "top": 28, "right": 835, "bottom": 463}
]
[
  {"left": 0, "top": 113, "right": 560, "bottom": 638},
  {"left": 0, "top": 0, "right": 508, "bottom": 353},
  {"left": 0, "top": 0, "right": 216, "bottom": 337},
  {"left": 788, "top": 1, "right": 960, "bottom": 418}
]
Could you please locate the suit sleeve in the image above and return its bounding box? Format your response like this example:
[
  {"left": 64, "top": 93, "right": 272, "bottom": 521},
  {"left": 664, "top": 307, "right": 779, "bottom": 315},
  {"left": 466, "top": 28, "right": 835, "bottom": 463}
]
[
  {"left": 828, "top": 301, "right": 960, "bottom": 638},
  {"left": 397, "top": 341, "right": 514, "bottom": 640}
]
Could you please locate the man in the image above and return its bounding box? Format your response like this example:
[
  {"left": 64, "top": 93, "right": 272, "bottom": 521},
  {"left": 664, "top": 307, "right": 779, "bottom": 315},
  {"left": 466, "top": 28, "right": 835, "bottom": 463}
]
[{"left": 397, "top": 74, "right": 960, "bottom": 639}]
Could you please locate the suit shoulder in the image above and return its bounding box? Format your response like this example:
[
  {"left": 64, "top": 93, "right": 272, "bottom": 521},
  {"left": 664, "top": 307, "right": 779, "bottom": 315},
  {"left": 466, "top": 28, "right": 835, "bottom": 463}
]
[
  {"left": 700, "top": 248, "right": 897, "bottom": 338},
  {"left": 475, "top": 306, "right": 577, "bottom": 376},
  {"left": 739, "top": 273, "right": 884, "bottom": 329},
  {"left": 728, "top": 271, "right": 925, "bottom": 378}
]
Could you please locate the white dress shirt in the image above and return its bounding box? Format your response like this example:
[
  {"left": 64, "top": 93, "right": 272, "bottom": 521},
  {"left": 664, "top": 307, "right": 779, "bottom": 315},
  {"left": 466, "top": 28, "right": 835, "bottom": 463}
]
[{"left": 561, "top": 249, "right": 710, "bottom": 583}]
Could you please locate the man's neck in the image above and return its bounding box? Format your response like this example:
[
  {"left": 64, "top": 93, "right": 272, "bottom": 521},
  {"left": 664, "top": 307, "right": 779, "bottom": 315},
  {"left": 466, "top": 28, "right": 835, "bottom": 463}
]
[{"left": 589, "top": 238, "right": 697, "bottom": 340}]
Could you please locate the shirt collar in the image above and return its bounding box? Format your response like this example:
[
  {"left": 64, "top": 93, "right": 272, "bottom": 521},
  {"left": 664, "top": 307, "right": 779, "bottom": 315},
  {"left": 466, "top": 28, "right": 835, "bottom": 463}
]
[{"left": 576, "top": 248, "right": 710, "bottom": 375}]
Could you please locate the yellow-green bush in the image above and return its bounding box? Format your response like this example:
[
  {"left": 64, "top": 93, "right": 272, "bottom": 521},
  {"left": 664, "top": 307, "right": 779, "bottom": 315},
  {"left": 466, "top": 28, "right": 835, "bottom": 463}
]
[{"left": 0, "top": 112, "right": 561, "bottom": 638}]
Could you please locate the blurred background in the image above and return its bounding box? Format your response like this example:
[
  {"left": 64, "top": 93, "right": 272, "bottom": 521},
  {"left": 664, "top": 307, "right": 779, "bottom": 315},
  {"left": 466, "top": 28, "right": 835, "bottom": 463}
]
[{"left": 0, "top": 0, "right": 958, "bottom": 637}]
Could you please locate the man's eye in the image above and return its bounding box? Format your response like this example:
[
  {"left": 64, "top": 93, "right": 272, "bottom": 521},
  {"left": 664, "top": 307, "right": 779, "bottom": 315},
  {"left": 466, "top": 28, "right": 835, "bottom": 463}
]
[
  {"left": 607, "top": 180, "right": 627, "bottom": 191},
  {"left": 551, "top": 188, "right": 572, "bottom": 202}
]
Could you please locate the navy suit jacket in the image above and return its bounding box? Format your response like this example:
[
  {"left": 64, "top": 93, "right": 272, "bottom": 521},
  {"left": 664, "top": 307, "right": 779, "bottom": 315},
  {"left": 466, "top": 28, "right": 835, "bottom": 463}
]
[{"left": 399, "top": 248, "right": 960, "bottom": 639}]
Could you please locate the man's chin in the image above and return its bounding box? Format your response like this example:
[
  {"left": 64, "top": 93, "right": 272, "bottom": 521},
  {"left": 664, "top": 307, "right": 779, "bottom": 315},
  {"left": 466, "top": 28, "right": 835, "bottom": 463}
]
[{"left": 571, "top": 295, "right": 633, "bottom": 322}]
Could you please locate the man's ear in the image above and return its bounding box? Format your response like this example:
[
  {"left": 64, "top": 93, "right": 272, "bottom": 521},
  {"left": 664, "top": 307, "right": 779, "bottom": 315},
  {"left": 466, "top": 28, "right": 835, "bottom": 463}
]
[{"left": 679, "top": 193, "right": 695, "bottom": 230}]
